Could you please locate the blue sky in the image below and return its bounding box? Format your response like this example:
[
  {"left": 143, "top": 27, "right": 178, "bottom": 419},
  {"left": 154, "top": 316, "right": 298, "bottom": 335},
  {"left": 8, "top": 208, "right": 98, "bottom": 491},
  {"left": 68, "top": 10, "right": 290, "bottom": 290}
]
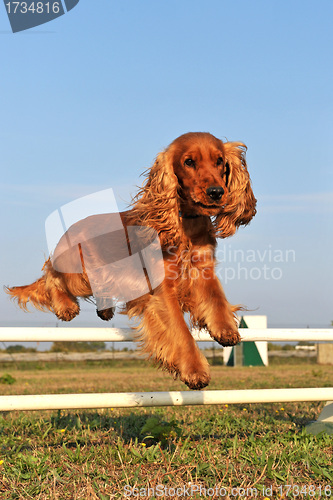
[{"left": 1, "top": 0, "right": 332, "bottom": 335}]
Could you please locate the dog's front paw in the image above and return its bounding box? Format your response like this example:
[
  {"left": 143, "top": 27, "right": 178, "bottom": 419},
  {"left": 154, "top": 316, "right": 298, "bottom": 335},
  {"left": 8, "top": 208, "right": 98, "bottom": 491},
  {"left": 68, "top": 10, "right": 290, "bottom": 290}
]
[
  {"left": 215, "top": 328, "right": 240, "bottom": 347},
  {"left": 179, "top": 360, "right": 211, "bottom": 390},
  {"left": 182, "top": 370, "right": 211, "bottom": 390}
]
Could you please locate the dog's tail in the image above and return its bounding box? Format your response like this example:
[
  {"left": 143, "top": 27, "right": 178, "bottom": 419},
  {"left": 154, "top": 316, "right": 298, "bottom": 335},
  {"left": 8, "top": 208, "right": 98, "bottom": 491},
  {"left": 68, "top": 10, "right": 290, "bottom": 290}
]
[{"left": 5, "top": 277, "right": 52, "bottom": 313}]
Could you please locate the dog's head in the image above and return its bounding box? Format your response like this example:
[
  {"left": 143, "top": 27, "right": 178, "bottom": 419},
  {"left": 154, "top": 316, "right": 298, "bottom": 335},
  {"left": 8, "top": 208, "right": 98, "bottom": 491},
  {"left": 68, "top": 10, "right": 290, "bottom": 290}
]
[
  {"left": 168, "top": 132, "right": 257, "bottom": 237},
  {"left": 134, "top": 132, "right": 256, "bottom": 242},
  {"left": 169, "top": 132, "right": 230, "bottom": 217}
]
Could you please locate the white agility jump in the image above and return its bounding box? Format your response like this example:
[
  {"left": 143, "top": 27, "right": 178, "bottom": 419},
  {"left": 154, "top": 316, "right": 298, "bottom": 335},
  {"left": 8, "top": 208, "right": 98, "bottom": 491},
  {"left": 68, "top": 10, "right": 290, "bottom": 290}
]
[
  {"left": 1, "top": 327, "right": 332, "bottom": 343},
  {"left": 0, "top": 327, "right": 332, "bottom": 412}
]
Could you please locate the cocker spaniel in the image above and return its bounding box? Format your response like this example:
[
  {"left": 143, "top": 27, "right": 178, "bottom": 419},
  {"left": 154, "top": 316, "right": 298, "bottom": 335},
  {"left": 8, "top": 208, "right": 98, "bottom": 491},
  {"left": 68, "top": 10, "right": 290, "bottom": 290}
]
[{"left": 6, "top": 132, "right": 256, "bottom": 389}]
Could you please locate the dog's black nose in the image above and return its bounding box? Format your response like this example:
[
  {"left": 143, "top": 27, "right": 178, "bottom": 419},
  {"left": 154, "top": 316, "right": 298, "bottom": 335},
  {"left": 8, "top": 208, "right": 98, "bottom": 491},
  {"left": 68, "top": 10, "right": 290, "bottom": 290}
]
[{"left": 206, "top": 186, "right": 224, "bottom": 201}]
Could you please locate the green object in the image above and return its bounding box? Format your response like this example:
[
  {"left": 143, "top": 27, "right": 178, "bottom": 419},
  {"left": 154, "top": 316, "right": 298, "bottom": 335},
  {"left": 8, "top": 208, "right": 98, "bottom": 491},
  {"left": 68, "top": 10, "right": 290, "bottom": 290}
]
[
  {"left": 243, "top": 342, "right": 265, "bottom": 366},
  {"left": 0, "top": 373, "right": 16, "bottom": 385},
  {"left": 226, "top": 317, "right": 265, "bottom": 367}
]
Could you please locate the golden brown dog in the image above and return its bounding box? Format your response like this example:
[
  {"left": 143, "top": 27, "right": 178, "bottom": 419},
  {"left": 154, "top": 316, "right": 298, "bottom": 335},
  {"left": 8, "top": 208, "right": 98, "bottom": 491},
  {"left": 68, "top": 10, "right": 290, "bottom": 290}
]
[{"left": 6, "top": 132, "right": 256, "bottom": 389}]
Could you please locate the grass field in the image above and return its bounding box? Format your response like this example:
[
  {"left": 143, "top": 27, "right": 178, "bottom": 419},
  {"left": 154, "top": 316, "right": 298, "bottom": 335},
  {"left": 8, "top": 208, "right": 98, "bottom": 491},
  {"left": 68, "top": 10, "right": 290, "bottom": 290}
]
[{"left": 0, "top": 359, "right": 332, "bottom": 499}]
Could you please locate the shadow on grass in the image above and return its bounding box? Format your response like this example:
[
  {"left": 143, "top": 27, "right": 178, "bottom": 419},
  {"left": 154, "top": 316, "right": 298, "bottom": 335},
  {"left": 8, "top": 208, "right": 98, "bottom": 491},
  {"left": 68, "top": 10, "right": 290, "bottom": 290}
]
[
  {"left": 48, "top": 409, "right": 183, "bottom": 448},
  {"left": 1, "top": 398, "right": 322, "bottom": 460},
  {"left": 47, "top": 402, "right": 318, "bottom": 448}
]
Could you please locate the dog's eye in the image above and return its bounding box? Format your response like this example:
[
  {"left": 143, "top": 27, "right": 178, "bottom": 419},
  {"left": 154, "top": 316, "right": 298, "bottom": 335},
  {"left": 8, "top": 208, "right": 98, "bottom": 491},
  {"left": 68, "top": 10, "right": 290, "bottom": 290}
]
[
  {"left": 184, "top": 158, "right": 195, "bottom": 167},
  {"left": 216, "top": 157, "right": 224, "bottom": 166}
]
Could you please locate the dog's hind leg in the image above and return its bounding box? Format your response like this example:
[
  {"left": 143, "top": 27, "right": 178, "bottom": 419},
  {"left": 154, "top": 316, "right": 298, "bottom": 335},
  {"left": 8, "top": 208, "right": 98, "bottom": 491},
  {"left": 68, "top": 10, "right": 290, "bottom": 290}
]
[
  {"left": 46, "top": 279, "right": 80, "bottom": 321},
  {"left": 43, "top": 264, "right": 80, "bottom": 322}
]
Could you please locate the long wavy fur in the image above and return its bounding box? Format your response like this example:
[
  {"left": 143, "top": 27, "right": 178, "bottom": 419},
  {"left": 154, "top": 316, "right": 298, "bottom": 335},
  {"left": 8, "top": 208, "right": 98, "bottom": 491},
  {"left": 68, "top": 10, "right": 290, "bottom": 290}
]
[
  {"left": 6, "top": 132, "right": 256, "bottom": 390},
  {"left": 214, "top": 141, "right": 257, "bottom": 237}
]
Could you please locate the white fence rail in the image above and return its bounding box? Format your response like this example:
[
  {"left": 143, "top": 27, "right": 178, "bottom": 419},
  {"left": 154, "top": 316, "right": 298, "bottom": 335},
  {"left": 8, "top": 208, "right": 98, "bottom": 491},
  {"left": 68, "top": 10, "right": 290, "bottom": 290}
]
[
  {"left": 0, "top": 327, "right": 332, "bottom": 412},
  {"left": 2, "top": 388, "right": 333, "bottom": 412},
  {"left": 0, "top": 327, "right": 332, "bottom": 343}
]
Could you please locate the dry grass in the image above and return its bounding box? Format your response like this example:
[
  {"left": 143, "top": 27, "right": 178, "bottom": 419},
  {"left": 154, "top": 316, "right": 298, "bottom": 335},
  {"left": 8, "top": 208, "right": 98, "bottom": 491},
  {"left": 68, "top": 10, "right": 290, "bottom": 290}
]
[{"left": 1, "top": 360, "right": 332, "bottom": 395}]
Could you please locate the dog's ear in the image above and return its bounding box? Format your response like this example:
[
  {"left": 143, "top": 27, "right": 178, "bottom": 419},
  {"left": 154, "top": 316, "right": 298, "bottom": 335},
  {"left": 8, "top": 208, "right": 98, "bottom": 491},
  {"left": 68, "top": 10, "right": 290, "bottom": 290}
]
[
  {"left": 214, "top": 142, "right": 256, "bottom": 238},
  {"left": 130, "top": 149, "right": 182, "bottom": 248}
]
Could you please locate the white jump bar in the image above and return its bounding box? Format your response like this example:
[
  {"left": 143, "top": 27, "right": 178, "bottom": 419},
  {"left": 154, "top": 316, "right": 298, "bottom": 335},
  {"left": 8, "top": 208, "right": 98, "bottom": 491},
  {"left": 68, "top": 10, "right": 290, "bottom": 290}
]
[
  {"left": 1, "top": 387, "right": 333, "bottom": 412},
  {"left": 0, "top": 327, "right": 332, "bottom": 343}
]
